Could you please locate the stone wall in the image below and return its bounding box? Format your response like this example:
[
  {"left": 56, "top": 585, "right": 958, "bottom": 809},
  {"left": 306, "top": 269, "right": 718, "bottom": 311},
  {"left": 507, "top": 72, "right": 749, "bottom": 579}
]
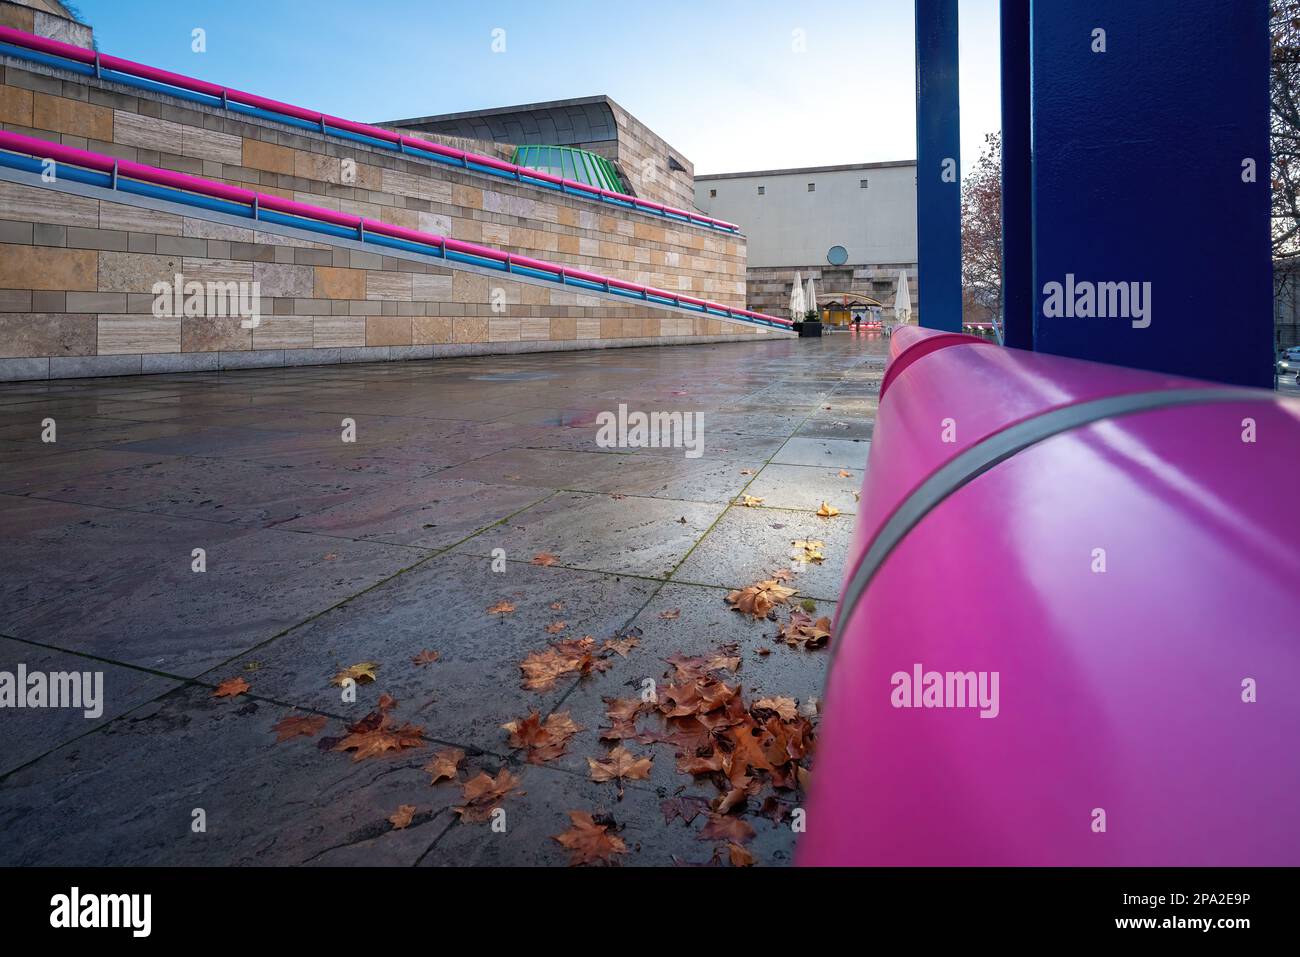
[
  {"left": 745, "top": 263, "right": 920, "bottom": 324},
  {"left": 0, "top": 177, "right": 776, "bottom": 381},
  {"left": 0, "top": 0, "right": 93, "bottom": 50},
  {"left": 0, "top": 59, "right": 747, "bottom": 306},
  {"left": 605, "top": 100, "right": 696, "bottom": 211}
]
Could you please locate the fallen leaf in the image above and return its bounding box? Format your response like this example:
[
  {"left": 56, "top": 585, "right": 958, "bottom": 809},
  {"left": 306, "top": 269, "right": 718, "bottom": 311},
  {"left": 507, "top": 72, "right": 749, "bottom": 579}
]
[
  {"left": 323, "top": 552, "right": 338, "bottom": 561},
  {"left": 487, "top": 599, "right": 516, "bottom": 615},
  {"left": 740, "top": 469, "right": 755, "bottom": 476},
  {"left": 771, "top": 567, "right": 796, "bottom": 581},
  {"left": 455, "top": 769, "right": 523, "bottom": 823},
  {"left": 659, "top": 608, "right": 681, "bottom": 621},
  {"left": 725, "top": 579, "right": 797, "bottom": 619},
  {"left": 389, "top": 805, "right": 416, "bottom": 829},
  {"left": 839, "top": 469, "right": 853, "bottom": 478},
  {"left": 531, "top": 552, "right": 560, "bottom": 566},
  {"left": 424, "top": 747, "right": 466, "bottom": 784},
  {"left": 552, "top": 810, "right": 628, "bottom": 866},
  {"left": 775, "top": 611, "right": 833, "bottom": 649},
  {"left": 550, "top": 601, "right": 565, "bottom": 612},
  {"left": 698, "top": 812, "right": 756, "bottom": 844},
  {"left": 790, "top": 539, "right": 825, "bottom": 564},
  {"left": 755, "top": 696, "right": 800, "bottom": 721},
  {"left": 333, "top": 703, "right": 425, "bottom": 761},
  {"left": 520, "top": 636, "right": 612, "bottom": 690},
  {"left": 545, "top": 621, "right": 567, "bottom": 634},
  {"left": 727, "top": 842, "right": 755, "bottom": 866},
  {"left": 588, "top": 746, "right": 654, "bottom": 790},
  {"left": 502, "top": 710, "right": 582, "bottom": 763},
  {"left": 331, "top": 662, "right": 378, "bottom": 686},
  {"left": 816, "top": 501, "right": 840, "bottom": 518},
  {"left": 601, "top": 629, "right": 641, "bottom": 657},
  {"left": 411, "top": 649, "right": 440, "bottom": 666},
  {"left": 660, "top": 795, "right": 711, "bottom": 825},
  {"left": 739, "top": 495, "right": 764, "bottom": 507},
  {"left": 271, "top": 713, "right": 326, "bottom": 741},
  {"left": 212, "top": 677, "right": 249, "bottom": 698}
]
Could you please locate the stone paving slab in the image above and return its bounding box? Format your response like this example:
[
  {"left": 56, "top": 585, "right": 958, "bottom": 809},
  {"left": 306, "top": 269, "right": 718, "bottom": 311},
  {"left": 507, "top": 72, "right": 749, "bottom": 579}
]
[
  {"left": 740, "top": 463, "right": 864, "bottom": 514},
  {"left": 0, "top": 334, "right": 886, "bottom": 865}
]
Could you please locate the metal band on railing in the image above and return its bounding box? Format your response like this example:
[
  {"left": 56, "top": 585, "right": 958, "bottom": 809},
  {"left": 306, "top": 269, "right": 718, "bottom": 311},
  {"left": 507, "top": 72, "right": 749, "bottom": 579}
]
[
  {"left": 0, "top": 26, "right": 743, "bottom": 235},
  {"left": 0, "top": 131, "right": 791, "bottom": 330}
]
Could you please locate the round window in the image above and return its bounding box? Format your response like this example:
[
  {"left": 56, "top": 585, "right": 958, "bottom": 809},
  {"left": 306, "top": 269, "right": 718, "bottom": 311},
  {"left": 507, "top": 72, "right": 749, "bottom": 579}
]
[{"left": 827, "top": 245, "right": 848, "bottom": 266}]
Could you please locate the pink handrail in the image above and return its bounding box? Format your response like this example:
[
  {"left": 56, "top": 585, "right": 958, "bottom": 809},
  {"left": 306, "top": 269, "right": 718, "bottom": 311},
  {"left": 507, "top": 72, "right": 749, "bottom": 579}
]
[
  {"left": 0, "top": 130, "right": 790, "bottom": 327},
  {"left": 0, "top": 26, "right": 742, "bottom": 232}
]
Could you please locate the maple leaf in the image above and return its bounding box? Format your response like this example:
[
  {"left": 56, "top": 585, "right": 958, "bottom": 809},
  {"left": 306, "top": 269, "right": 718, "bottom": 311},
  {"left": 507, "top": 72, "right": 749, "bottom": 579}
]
[
  {"left": 549, "top": 601, "right": 565, "bottom": 611},
  {"left": 770, "top": 567, "right": 796, "bottom": 581},
  {"left": 424, "top": 747, "right": 466, "bottom": 784},
  {"left": 754, "top": 696, "right": 800, "bottom": 721},
  {"left": 698, "top": 812, "right": 756, "bottom": 844},
  {"left": 659, "top": 608, "right": 681, "bottom": 620},
  {"left": 600, "top": 697, "right": 647, "bottom": 741},
  {"left": 660, "top": 795, "right": 711, "bottom": 825},
  {"left": 520, "top": 636, "right": 611, "bottom": 690},
  {"left": 601, "top": 632, "right": 640, "bottom": 657},
  {"left": 775, "top": 611, "right": 833, "bottom": 649},
  {"left": 333, "top": 710, "right": 425, "bottom": 761},
  {"left": 790, "top": 539, "right": 826, "bottom": 565},
  {"left": 727, "top": 842, "right": 755, "bottom": 866},
  {"left": 331, "top": 661, "right": 378, "bottom": 686},
  {"left": 502, "top": 710, "right": 582, "bottom": 763},
  {"left": 455, "top": 769, "right": 523, "bottom": 823},
  {"left": 212, "top": 677, "right": 249, "bottom": 698},
  {"left": 271, "top": 713, "right": 326, "bottom": 741},
  {"left": 725, "top": 579, "right": 797, "bottom": 619},
  {"left": 531, "top": 552, "right": 560, "bottom": 566},
  {"left": 552, "top": 810, "right": 628, "bottom": 866},
  {"left": 411, "top": 649, "right": 440, "bottom": 666},
  {"left": 389, "top": 805, "right": 416, "bottom": 829},
  {"left": 816, "top": 501, "right": 840, "bottom": 518},
  {"left": 487, "top": 599, "right": 516, "bottom": 615},
  {"left": 588, "top": 746, "right": 654, "bottom": 788},
  {"left": 545, "top": 621, "right": 567, "bottom": 634},
  {"left": 739, "top": 495, "right": 764, "bottom": 507}
]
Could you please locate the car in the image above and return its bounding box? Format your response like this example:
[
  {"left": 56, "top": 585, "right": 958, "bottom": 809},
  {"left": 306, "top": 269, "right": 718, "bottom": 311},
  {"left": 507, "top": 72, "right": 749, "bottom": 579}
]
[{"left": 1278, "top": 347, "right": 1300, "bottom": 380}]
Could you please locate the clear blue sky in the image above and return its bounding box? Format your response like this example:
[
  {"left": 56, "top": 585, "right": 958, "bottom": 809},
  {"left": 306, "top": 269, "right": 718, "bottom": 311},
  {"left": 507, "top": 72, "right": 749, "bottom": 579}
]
[{"left": 71, "top": 0, "right": 1001, "bottom": 175}]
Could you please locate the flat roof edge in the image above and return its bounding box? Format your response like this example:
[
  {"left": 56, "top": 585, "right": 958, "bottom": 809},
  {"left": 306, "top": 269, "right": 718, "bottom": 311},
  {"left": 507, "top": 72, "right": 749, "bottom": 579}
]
[{"left": 696, "top": 160, "right": 917, "bottom": 180}]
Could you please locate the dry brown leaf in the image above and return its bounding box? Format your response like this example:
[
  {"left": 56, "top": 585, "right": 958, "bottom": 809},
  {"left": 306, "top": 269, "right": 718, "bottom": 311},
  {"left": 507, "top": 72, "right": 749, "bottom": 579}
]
[
  {"left": 502, "top": 710, "right": 582, "bottom": 763},
  {"left": 486, "top": 599, "right": 516, "bottom": 615},
  {"left": 411, "top": 649, "right": 440, "bottom": 666},
  {"left": 775, "top": 611, "right": 833, "bottom": 649},
  {"left": 455, "top": 769, "right": 523, "bottom": 823},
  {"left": 520, "top": 636, "right": 612, "bottom": 690},
  {"left": 588, "top": 746, "right": 654, "bottom": 785},
  {"left": 816, "top": 501, "right": 840, "bottom": 518},
  {"left": 755, "top": 696, "right": 800, "bottom": 721},
  {"left": 531, "top": 552, "right": 560, "bottom": 566},
  {"left": 727, "top": 842, "right": 755, "bottom": 866},
  {"left": 271, "top": 713, "right": 326, "bottom": 741},
  {"left": 552, "top": 810, "right": 628, "bottom": 866},
  {"left": 212, "top": 676, "right": 249, "bottom": 698},
  {"left": 545, "top": 621, "right": 567, "bottom": 634},
  {"left": 725, "top": 579, "right": 797, "bottom": 619},
  {"left": 659, "top": 608, "right": 682, "bottom": 620},
  {"left": 601, "top": 634, "right": 640, "bottom": 657},
  {"left": 839, "top": 469, "right": 853, "bottom": 478},
  {"left": 389, "top": 805, "right": 416, "bottom": 829},
  {"left": 549, "top": 601, "right": 566, "bottom": 611},
  {"left": 698, "top": 812, "right": 756, "bottom": 844},
  {"left": 331, "top": 662, "right": 378, "bottom": 686},
  {"left": 424, "top": 747, "right": 466, "bottom": 785}
]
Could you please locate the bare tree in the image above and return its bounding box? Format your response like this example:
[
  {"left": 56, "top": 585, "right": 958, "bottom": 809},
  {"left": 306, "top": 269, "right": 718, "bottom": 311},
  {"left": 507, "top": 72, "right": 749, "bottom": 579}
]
[
  {"left": 961, "top": 132, "right": 1002, "bottom": 325},
  {"left": 1272, "top": 1, "right": 1300, "bottom": 256}
]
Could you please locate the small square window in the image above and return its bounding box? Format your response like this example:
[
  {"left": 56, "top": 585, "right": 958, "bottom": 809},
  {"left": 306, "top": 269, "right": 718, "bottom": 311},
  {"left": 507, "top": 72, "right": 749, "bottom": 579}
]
[
  {"left": 807, "top": 183, "right": 816, "bottom": 192},
  {"left": 757, "top": 186, "right": 765, "bottom": 195},
  {"left": 860, "top": 179, "right": 869, "bottom": 188},
  {"left": 709, "top": 189, "right": 717, "bottom": 198}
]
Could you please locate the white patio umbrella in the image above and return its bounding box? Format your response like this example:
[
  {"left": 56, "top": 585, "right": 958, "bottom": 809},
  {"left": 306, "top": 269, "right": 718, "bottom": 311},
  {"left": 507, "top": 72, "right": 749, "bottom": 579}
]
[
  {"left": 789, "top": 271, "right": 806, "bottom": 320},
  {"left": 892, "top": 269, "right": 912, "bottom": 323},
  {"left": 804, "top": 276, "right": 818, "bottom": 321}
]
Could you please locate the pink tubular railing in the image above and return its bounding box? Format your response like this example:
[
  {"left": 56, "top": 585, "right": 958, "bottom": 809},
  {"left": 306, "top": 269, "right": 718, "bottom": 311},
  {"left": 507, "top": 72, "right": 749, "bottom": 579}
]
[
  {"left": 0, "top": 130, "right": 791, "bottom": 328},
  {"left": 0, "top": 26, "right": 742, "bottom": 233}
]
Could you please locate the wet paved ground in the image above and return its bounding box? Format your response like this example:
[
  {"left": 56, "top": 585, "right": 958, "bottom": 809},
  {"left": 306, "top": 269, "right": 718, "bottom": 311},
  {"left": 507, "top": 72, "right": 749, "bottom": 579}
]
[{"left": 0, "top": 330, "right": 886, "bottom": 866}]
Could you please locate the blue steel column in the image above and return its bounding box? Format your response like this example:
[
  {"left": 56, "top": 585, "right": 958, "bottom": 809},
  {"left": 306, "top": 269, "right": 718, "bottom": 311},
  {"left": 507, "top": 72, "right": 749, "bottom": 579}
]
[
  {"left": 999, "top": 0, "right": 1032, "bottom": 350},
  {"left": 1030, "top": 0, "right": 1272, "bottom": 387},
  {"left": 914, "top": 0, "right": 963, "bottom": 331}
]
